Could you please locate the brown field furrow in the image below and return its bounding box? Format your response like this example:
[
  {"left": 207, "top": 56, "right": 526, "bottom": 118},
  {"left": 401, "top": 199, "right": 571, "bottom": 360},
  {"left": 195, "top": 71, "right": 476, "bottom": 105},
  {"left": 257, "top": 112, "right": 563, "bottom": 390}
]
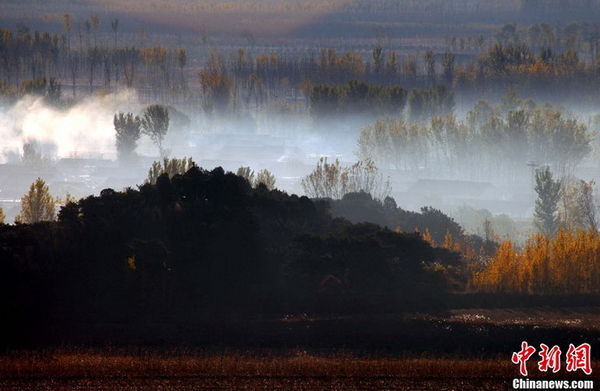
[{"left": 0, "top": 377, "right": 507, "bottom": 391}]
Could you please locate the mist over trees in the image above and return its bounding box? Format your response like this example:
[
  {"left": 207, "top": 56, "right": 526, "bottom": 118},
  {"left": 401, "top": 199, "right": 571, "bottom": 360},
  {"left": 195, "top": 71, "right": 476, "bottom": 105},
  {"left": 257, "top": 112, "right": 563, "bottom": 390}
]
[
  {"left": 3, "top": 11, "right": 600, "bottom": 116},
  {"left": 357, "top": 99, "right": 592, "bottom": 181},
  {"left": 309, "top": 80, "right": 407, "bottom": 118},
  {"left": 0, "top": 1, "right": 600, "bottom": 354},
  {"left": 141, "top": 104, "right": 170, "bottom": 158},
  {"left": 114, "top": 112, "right": 142, "bottom": 161}
]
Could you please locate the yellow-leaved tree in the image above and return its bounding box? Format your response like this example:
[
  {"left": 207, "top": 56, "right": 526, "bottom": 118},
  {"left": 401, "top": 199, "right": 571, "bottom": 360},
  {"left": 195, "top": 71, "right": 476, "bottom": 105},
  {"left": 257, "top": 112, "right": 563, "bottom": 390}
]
[
  {"left": 16, "top": 178, "right": 56, "bottom": 224},
  {"left": 147, "top": 157, "right": 195, "bottom": 185},
  {"left": 473, "top": 231, "right": 600, "bottom": 295}
]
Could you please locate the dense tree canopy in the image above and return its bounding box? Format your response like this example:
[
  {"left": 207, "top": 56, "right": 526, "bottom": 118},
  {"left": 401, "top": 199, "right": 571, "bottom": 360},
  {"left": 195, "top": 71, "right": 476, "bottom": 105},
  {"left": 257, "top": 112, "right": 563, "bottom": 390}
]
[{"left": 0, "top": 166, "right": 463, "bottom": 346}]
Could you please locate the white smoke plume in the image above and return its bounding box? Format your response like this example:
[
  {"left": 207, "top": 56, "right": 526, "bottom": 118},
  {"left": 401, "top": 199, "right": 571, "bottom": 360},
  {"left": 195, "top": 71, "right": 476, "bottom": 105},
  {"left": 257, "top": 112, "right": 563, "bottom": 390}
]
[{"left": 0, "top": 90, "right": 148, "bottom": 162}]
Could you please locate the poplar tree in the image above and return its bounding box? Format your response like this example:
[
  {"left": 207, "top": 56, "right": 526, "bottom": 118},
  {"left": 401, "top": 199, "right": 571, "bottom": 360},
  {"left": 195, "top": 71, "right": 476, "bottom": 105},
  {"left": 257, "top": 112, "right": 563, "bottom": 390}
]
[
  {"left": 114, "top": 112, "right": 142, "bottom": 161},
  {"left": 142, "top": 105, "right": 170, "bottom": 158},
  {"left": 534, "top": 166, "right": 561, "bottom": 236},
  {"left": 16, "top": 178, "right": 56, "bottom": 224}
]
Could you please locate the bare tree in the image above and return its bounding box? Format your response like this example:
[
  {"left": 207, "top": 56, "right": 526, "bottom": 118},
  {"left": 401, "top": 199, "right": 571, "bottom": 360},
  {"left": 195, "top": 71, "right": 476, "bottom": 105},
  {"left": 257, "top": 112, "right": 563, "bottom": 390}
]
[
  {"left": 302, "top": 158, "right": 390, "bottom": 200},
  {"left": 90, "top": 14, "right": 100, "bottom": 47},
  {"left": 111, "top": 18, "right": 119, "bottom": 48},
  {"left": 63, "top": 14, "right": 72, "bottom": 52},
  {"left": 372, "top": 44, "right": 384, "bottom": 74},
  {"left": 345, "top": 159, "right": 391, "bottom": 201},
  {"left": 423, "top": 50, "right": 436, "bottom": 85},
  {"left": 69, "top": 52, "right": 79, "bottom": 97},
  {"left": 441, "top": 51, "right": 456, "bottom": 84},
  {"left": 88, "top": 46, "right": 100, "bottom": 92},
  {"left": 301, "top": 158, "right": 348, "bottom": 199},
  {"left": 578, "top": 180, "right": 598, "bottom": 232}
]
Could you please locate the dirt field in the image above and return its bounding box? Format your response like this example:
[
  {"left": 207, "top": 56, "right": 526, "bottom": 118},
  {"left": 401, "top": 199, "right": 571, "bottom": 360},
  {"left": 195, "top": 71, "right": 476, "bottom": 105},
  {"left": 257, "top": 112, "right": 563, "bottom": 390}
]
[
  {"left": 1, "top": 309, "right": 598, "bottom": 390},
  {"left": 0, "top": 352, "right": 515, "bottom": 390},
  {"left": 1, "top": 350, "right": 595, "bottom": 391},
  {"left": 0, "top": 376, "right": 508, "bottom": 390}
]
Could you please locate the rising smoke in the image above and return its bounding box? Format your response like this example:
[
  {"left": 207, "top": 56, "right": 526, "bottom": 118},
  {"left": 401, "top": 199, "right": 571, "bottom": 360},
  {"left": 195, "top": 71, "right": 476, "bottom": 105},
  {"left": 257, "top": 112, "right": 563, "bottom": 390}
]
[{"left": 0, "top": 90, "right": 156, "bottom": 162}]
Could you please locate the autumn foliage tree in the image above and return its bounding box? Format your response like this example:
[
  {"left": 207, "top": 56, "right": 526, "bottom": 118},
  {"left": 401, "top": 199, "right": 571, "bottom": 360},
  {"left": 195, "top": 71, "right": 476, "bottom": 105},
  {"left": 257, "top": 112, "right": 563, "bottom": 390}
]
[
  {"left": 16, "top": 178, "right": 56, "bottom": 224},
  {"left": 237, "top": 167, "right": 276, "bottom": 190},
  {"left": 474, "top": 231, "right": 600, "bottom": 295},
  {"left": 147, "top": 157, "right": 196, "bottom": 184},
  {"left": 200, "top": 71, "right": 232, "bottom": 113}
]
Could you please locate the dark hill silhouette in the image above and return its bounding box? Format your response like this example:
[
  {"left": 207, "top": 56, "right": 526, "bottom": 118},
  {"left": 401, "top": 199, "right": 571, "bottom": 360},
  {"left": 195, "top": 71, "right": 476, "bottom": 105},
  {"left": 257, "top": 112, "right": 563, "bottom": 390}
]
[{"left": 0, "top": 166, "right": 462, "bottom": 347}]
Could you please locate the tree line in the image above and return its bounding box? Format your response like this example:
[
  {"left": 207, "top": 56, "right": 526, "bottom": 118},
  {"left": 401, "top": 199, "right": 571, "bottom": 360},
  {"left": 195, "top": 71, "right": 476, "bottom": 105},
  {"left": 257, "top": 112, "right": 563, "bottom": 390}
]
[
  {"left": 473, "top": 231, "right": 600, "bottom": 295},
  {"left": 0, "top": 159, "right": 597, "bottom": 350},
  {"left": 0, "top": 20, "right": 188, "bottom": 102},
  {"left": 357, "top": 98, "right": 592, "bottom": 182},
  {"left": 473, "top": 165, "right": 599, "bottom": 295},
  {"left": 6, "top": 20, "right": 600, "bottom": 115},
  {"left": 0, "top": 158, "right": 277, "bottom": 225}
]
